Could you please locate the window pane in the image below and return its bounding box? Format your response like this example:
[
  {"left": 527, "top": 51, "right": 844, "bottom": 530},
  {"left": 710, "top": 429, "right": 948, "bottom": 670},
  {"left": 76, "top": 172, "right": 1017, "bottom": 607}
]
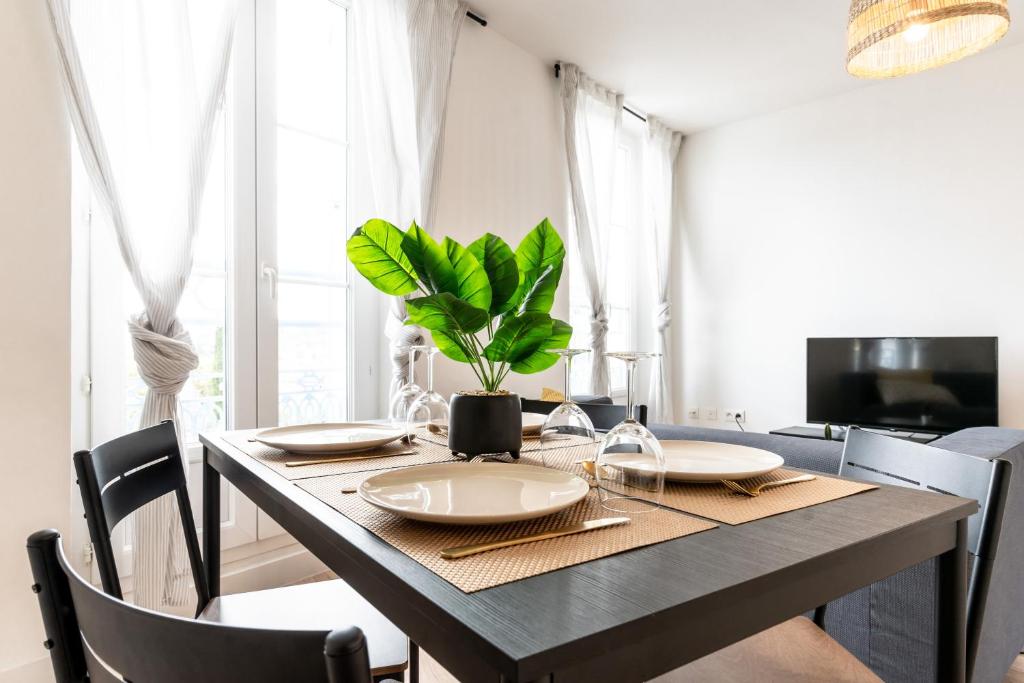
[
  {"left": 275, "top": 0, "right": 347, "bottom": 140},
  {"left": 276, "top": 126, "right": 347, "bottom": 280},
  {"left": 277, "top": 282, "right": 348, "bottom": 425},
  {"left": 274, "top": 0, "right": 349, "bottom": 426},
  {"left": 275, "top": 0, "right": 347, "bottom": 282}
]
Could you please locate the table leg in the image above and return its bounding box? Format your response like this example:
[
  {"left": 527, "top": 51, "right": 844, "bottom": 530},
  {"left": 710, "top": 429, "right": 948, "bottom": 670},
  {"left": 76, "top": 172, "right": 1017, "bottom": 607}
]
[
  {"left": 202, "top": 446, "right": 221, "bottom": 599},
  {"left": 937, "top": 517, "right": 968, "bottom": 683}
]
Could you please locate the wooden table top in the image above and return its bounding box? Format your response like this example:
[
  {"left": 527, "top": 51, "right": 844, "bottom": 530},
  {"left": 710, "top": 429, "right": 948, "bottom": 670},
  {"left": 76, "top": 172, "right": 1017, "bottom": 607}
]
[{"left": 201, "top": 431, "right": 976, "bottom": 682}]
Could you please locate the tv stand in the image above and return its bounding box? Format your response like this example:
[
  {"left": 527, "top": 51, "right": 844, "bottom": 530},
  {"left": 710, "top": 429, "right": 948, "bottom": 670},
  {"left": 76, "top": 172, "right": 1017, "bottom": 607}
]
[{"left": 769, "top": 426, "right": 941, "bottom": 444}]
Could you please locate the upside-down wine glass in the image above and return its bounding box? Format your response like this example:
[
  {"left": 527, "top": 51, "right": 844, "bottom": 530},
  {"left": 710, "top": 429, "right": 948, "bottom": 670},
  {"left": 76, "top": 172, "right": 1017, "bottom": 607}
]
[
  {"left": 406, "top": 346, "right": 449, "bottom": 439},
  {"left": 539, "top": 349, "right": 597, "bottom": 465},
  {"left": 595, "top": 352, "right": 666, "bottom": 513},
  {"left": 388, "top": 344, "right": 427, "bottom": 438}
]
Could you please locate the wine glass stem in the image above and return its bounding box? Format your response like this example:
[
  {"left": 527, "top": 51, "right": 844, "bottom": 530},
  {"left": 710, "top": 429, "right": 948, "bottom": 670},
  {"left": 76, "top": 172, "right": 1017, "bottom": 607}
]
[
  {"left": 426, "top": 352, "right": 435, "bottom": 392},
  {"left": 563, "top": 354, "right": 573, "bottom": 402},
  {"left": 406, "top": 348, "right": 417, "bottom": 386},
  {"left": 625, "top": 359, "right": 637, "bottom": 422}
]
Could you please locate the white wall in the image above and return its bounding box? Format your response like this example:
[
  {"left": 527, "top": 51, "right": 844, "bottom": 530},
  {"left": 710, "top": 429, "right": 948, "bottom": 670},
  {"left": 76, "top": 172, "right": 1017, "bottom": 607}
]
[
  {"left": 0, "top": 0, "right": 72, "bottom": 680},
  {"left": 674, "top": 42, "right": 1024, "bottom": 435},
  {"left": 429, "top": 22, "right": 570, "bottom": 400}
]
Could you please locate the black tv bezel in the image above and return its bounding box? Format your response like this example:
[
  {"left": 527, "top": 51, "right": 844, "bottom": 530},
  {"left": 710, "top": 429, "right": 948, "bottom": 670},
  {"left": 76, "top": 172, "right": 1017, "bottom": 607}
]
[{"left": 805, "top": 336, "right": 999, "bottom": 435}]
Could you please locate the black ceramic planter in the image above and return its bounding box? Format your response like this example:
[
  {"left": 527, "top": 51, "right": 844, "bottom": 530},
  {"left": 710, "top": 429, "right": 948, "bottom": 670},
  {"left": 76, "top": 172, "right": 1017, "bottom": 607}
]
[{"left": 448, "top": 392, "right": 523, "bottom": 459}]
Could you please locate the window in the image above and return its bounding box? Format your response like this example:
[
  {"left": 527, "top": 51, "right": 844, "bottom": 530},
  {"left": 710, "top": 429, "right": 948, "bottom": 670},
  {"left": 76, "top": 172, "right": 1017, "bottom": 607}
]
[
  {"left": 568, "top": 116, "right": 646, "bottom": 396},
  {"left": 80, "top": 0, "right": 360, "bottom": 452}
]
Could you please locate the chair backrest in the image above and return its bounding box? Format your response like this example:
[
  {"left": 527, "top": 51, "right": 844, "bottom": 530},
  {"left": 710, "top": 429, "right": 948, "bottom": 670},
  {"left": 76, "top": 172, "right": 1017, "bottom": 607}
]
[
  {"left": 26, "top": 530, "right": 372, "bottom": 683},
  {"left": 839, "top": 428, "right": 1011, "bottom": 679},
  {"left": 521, "top": 398, "right": 648, "bottom": 430},
  {"left": 73, "top": 420, "right": 208, "bottom": 610}
]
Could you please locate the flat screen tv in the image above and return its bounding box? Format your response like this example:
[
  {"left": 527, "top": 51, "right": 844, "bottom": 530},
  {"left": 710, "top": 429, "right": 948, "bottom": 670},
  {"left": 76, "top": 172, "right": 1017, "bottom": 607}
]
[{"left": 807, "top": 337, "right": 998, "bottom": 434}]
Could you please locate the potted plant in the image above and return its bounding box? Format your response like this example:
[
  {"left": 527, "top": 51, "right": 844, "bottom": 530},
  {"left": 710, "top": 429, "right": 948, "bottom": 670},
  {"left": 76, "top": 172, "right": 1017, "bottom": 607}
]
[{"left": 347, "top": 217, "right": 572, "bottom": 458}]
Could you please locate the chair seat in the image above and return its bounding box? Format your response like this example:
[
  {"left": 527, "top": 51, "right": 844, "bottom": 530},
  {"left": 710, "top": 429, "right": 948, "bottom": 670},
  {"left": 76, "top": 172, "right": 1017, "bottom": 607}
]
[
  {"left": 198, "top": 579, "right": 408, "bottom": 677},
  {"left": 653, "top": 617, "right": 881, "bottom": 682}
]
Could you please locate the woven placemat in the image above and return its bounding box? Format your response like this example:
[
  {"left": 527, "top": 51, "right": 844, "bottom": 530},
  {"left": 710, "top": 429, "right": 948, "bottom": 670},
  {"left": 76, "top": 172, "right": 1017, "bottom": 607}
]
[
  {"left": 297, "top": 472, "right": 716, "bottom": 593},
  {"left": 519, "top": 447, "right": 877, "bottom": 525},
  {"left": 417, "top": 432, "right": 598, "bottom": 454},
  {"left": 223, "top": 432, "right": 460, "bottom": 481}
]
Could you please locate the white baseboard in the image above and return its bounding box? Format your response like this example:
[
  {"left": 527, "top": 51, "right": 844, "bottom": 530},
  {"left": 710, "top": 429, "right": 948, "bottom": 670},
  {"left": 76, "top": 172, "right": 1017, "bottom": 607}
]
[
  {"left": 0, "top": 656, "right": 53, "bottom": 683},
  {"left": 220, "top": 542, "right": 327, "bottom": 594}
]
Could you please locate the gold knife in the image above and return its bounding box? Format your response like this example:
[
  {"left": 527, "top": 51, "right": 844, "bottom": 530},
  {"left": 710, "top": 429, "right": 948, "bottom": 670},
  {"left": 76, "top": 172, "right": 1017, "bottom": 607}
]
[
  {"left": 285, "top": 450, "right": 415, "bottom": 467},
  {"left": 440, "top": 517, "right": 631, "bottom": 560}
]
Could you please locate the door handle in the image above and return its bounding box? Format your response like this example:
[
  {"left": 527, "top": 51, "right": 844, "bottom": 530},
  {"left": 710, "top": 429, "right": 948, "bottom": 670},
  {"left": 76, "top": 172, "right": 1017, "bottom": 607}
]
[{"left": 261, "top": 262, "right": 278, "bottom": 299}]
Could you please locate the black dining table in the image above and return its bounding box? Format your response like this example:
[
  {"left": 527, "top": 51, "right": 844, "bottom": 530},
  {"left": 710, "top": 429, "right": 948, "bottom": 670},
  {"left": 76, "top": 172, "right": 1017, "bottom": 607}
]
[{"left": 200, "top": 430, "right": 975, "bottom": 683}]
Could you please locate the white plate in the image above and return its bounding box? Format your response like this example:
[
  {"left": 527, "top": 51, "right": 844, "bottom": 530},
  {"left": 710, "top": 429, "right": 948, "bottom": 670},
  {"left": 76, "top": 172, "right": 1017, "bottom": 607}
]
[
  {"left": 601, "top": 441, "right": 784, "bottom": 482},
  {"left": 522, "top": 412, "right": 547, "bottom": 435},
  {"left": 358, "top": 462, "right": 590, "bottom": 525},
  {"left": 253, "top": 423, "right": 405, "bottom": 455}
]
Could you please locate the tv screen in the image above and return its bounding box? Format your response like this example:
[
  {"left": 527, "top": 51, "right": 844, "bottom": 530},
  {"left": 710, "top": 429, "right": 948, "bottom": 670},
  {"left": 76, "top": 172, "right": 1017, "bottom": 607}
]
[{"left": 807, "top": 337, "right": 998, "bottom": 434}]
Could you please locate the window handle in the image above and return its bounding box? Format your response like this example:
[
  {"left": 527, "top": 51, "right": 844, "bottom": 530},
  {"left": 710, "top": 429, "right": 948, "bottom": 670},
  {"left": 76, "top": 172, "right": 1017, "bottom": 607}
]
[{"left": 261, "top": 262, "right": 278, "bottom": 299}]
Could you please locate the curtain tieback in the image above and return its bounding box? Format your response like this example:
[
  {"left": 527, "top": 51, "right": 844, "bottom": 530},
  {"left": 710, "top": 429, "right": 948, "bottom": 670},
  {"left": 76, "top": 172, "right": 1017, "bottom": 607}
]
[
  {"left": 654, "top": 301, "right": 672, "bottom": 333},
  {"left": 590, "top": 305, "right": 610, "bottom": 347},
  {"left": 389, "top": 323, "right": 425, "bottom": 365},
  {"left": 128, "top": 314, "right": 199, "bottom": 397}
]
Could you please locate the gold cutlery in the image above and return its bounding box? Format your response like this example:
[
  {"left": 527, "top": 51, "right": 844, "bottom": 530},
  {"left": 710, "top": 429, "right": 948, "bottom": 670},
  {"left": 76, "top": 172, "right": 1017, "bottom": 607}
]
[
  {"left": 579, "top": 460, "right": 613, "bottom": 484},
  {"left": 721, "top": 474, "right": 816, "bottom": 497},
  {"left": 340, "top": 486, "right": 358, "bottom": 494},
  {"left": 285, "top": 450, "right": 415, "bottom": 467},
  {"left": 440, "top": 517, "right": 631, "bottom": 559}
]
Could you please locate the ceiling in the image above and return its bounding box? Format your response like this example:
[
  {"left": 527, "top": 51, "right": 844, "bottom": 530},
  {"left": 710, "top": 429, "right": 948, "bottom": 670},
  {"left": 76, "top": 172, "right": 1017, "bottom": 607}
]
[{"left": 468, "top": 0, "right": 1024, "bottom": 133}]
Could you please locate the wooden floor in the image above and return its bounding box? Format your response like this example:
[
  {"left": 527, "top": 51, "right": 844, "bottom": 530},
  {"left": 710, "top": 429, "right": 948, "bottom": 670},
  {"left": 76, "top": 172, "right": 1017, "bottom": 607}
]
[{"left": 296, "top": 571, "right": 1024, "bottom": 682}]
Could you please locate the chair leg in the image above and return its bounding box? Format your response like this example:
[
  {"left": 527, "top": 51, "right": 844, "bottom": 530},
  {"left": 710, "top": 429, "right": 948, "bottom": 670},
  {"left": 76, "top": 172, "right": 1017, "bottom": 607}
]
[
  {"left": 813, "top": 604, "right": 828, "bottom": 629},
  {"left": 408, "top": 641, "right": 419, "bottom": 683}
]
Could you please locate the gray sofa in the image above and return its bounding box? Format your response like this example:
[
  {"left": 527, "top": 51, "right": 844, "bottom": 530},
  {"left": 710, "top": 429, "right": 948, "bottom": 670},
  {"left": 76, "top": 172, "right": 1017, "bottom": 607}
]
[{"left": 648, "top": 423, "right": 1024, "bottom": 683}]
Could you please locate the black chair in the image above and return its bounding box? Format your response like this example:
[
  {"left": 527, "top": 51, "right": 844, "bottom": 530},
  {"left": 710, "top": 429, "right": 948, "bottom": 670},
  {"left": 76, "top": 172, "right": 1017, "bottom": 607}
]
[
  {"left": 829, "top": 427, "right": 1011, "bottom": 681},
  {"left": 521, "top": 397, "right": 648, "bottom": 430},
  {"left": 27, "top": 529, "right": 381, "bottom": 683},
  {"left": 73, "top": 420, "right": 411, "bottom": 682},
  {"left": 666, "top": 429, "right": 1010, "bottom": 682}
]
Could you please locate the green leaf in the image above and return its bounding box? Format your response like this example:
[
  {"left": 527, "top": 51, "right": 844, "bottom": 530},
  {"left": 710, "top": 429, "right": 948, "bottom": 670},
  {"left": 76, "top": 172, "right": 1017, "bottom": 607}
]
[
  {"left": 517, "top": 262, "right": 563, "bottom": 314},
  {"left": 401, "top": 223, "right": 457, "bottom": 295},
  {"left": 509, "top": 317, "right": 573, "bottom": 374},
  {"left": 541, "top": 317, "right": 572, "bottom": 350},
  {"left": 429, "top": 330, "right": 473, "bottom": 363},
  {"left": 515, "top": 218, "right": 565, "bottom": 273},
  {"left": 346, "top": 219, "right": 420, "bottom": 296},
  {"left": 485, "top": 312, "right": 552, "bottom": 364},
  {"left": 442, "top": 237, "right": 492, "bottom": 312},
  {"left": 468, "top": 233, "right": 519, "bottom": 314},
  {"left": 405, "top": 292, "right": 489, "bottom": 337},
  {"left": 510, "top": 219, "right": 565, "bottom": 312}
]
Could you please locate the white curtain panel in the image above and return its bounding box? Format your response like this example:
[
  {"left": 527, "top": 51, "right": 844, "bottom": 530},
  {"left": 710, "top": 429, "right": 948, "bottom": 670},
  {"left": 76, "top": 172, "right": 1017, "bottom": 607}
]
[
  {"left": 643, "top": 117, "right": 683, "bottom": 423},
  {"left": 46, "top": 0, "right": 237, "bottom": 609},
  {"left": 559, "top": 64, "right": 623, "bottom": 396},
  {"left": 353, "top": 0, "right": 467, "bottom": 402}
]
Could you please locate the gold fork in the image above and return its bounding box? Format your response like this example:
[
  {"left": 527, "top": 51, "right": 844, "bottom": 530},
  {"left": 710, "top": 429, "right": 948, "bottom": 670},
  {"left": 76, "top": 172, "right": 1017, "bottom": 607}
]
[{"left": 721, "top": 474, "right": 816, "bottom": 497}]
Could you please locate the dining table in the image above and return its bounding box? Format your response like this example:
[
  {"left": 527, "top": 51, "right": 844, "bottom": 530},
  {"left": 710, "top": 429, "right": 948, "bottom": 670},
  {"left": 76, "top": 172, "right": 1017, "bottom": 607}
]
[{"left": 199, "top": 428, "right": 976, "bottom": 683}]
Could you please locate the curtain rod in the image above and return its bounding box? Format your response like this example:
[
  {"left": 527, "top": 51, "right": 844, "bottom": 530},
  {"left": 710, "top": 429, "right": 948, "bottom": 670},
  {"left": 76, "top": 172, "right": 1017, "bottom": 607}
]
[
  {"left": 553, "top": 63, "right": 646, "bottom": 123},
  {"left": 467, "top": 10, "right": 487, "bottom": 27}
]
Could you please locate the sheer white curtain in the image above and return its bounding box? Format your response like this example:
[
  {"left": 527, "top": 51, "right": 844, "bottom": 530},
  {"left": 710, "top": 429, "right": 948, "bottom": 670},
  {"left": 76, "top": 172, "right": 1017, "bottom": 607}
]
[
  {"left": 46, "top": 0, "right": 237, "bottom": 609},
  {"left": 353, "top": 0, "right": 467, "bottom": 401},
  {"left": 560, "top": 63, "right": 623, "bottom": 396},
  {"left": 643, "top": 117, "right": 683, "bottom": 423}
]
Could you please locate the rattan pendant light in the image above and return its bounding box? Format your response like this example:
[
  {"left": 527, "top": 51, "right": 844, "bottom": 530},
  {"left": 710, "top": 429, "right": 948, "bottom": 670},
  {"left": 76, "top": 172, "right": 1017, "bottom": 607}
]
[{"left": 847, "top": 0, "right": 1010, "bottom": 78}]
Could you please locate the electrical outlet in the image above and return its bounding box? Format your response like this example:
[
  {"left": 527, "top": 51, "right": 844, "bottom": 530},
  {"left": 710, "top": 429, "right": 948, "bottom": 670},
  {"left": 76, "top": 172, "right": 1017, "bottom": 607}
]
[
  {"left": 725, "top": 409, "right": 746, "bottom": 424},
  {"left": 701, "top": 407, "right": 718, "bottom": 421},
  {"left": 686, "top": 407, "right": 699, "bottom": 420}
]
